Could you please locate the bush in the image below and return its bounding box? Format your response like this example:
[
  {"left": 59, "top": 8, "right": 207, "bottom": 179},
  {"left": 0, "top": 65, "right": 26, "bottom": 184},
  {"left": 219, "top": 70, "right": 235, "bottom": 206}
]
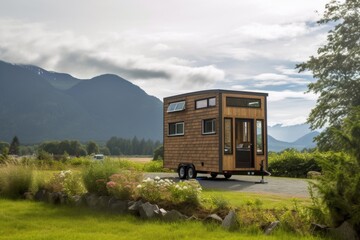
[
  {"left": 0, "top": 165, "right": 33, "bottom": 199},
  {"left": 268, "top": 150, "right": 321, "bottom": 178},
  {"left": 106, "top": 171, "right": 143, "bottom": 200},
  {"left": 46, "top": 170, "right": 86, "bottom": 196},
  {"left": 82, "top": 160, "right": 119, "bottom": 195},
  {"left": 153, "top": 145, "right": 163, "bottom": 160}
]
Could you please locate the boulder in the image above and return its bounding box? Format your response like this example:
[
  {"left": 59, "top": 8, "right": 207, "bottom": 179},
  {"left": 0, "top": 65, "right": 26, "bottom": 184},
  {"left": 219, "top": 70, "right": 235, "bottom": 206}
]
[
  {"left": 34, "top": 189, "right": 47, "bottom": 202},
  {"left": 204, "top": 214, "right": 223, "bottom": 224},
  {"left": 109, "top": 200, "right": 129, "bottom": 214},
  {"left": 85, "top": 194, "right": 100, "bottom": 208},
  {"left": 48, "top": 192, "right": 61, "bottom": 204},
  {"left": 264, "top": 221, "right": 280, "bottom": 235},
  {"left": 59, "top": 193, "right": 68, "bottom": 205},
  {"left": 311, "top": 223, "right": 329, "bottom": 235},
  {"left": 154, "top": 208, "right": 167, "bottom": 219},
  {"left": 221, "top": 210, "right": 239, "bottom": 231},
  {"left": 98, "top": 196, "right": 112, "bottom": 209},
  {"left": 307, "top": 171, "right": 321, "bottom": 179},
  {"left": 23, "top": 192, "right": 34, "bottom": 200},
  {"left": 70, "top": 195, "right": 84, "bottom": 206},
  {"left": 329, "top": 221, "right": 359, "bottom": 240},
  {"left": 163, "top": 210, "right": 187, "bottom": 222},
  {"left": 128, "top": 200, "right": 144, "bottom": 216},
  {"left": 139, "top": 202, "right": 159, "bottom": 220}
]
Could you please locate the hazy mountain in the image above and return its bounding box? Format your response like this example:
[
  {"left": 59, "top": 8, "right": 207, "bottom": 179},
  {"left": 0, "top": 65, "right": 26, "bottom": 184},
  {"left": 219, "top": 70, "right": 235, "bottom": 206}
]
[
  {"left": 0, "top": 60, "right": 162, "bottom": 143},
  {"left": 268, "top": 123, "right": 312, "bottom": 142},
  {"left": 268, "top": 131, "right": 319, "bottom": 152}
]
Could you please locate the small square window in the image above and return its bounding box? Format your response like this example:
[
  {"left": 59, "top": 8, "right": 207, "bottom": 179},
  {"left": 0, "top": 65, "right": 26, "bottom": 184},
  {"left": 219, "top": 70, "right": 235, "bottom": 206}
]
[
  {"left": 209, "top": 97, "right": 216, "bottom": 106},
  {"left": 167, "top": 101, "right": 186, "bottom": 112},
  {"left": 203, "top": 119, "right": 216, "bottom": 134},
  {"left": 196, "top": 99, "right": 207, "bottom": 109},
  {"left": 168, "top": 122, "right": 184, "bottom": 136}
]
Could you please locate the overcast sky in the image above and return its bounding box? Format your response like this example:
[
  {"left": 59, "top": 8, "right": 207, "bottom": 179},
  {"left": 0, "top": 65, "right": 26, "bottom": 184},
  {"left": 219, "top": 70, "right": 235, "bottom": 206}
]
[{"left": 0, "top": 0, "right": 331, "bottom": 126}]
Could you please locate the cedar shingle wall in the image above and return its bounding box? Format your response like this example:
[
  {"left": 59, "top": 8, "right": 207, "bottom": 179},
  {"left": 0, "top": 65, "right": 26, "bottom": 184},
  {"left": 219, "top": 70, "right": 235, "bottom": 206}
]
[{"left": 163, "top": 93, "right": 220, "bottom": 172}]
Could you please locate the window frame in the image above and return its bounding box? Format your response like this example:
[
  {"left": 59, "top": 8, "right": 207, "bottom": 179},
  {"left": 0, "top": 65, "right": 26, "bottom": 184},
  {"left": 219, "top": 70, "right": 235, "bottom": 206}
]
[
  {"left": 202, "top": 119, "right": 216, "bottom": 135},
  {"left": 226, "top": 97, "right": 261, "bottom": 108},
  {"left": 168, "top": 122, "right": 185, "bottom": 136},
  {"left": 224, "top": 118, "right": 233, "bottom": 155},
  {"left": 256, "top": 119, "right": 264, "bottom": 155},
  {"left": 195, "top": 97, "right": 216, "bottom": 109},
  {"left": 167, "top": 101, "right": 186, "bottom": 113}
]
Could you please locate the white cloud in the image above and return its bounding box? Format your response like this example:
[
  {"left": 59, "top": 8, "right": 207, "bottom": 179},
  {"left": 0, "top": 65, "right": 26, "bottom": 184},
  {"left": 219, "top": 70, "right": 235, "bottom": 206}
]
[{"left": 252, "top": 73, "right": 310, "bottom": 87}]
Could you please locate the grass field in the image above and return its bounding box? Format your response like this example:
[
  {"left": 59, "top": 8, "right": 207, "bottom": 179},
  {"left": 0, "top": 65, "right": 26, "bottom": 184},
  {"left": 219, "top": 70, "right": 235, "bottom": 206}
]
[{"left": 0, "top": 199, "right": 326, "bottom": 240}]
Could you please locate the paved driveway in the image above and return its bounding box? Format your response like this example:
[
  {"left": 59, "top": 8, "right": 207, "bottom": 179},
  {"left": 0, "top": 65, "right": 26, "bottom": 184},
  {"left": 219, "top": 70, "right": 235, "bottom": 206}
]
[{"left": 145, "top": 173, "right": 310, "bottom": 198}]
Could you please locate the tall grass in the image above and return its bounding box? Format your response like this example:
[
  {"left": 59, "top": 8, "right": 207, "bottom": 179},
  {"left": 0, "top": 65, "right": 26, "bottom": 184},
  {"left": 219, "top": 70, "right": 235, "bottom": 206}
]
[{"left": 0, "top": 164, "right": 33, "bottom": 199}]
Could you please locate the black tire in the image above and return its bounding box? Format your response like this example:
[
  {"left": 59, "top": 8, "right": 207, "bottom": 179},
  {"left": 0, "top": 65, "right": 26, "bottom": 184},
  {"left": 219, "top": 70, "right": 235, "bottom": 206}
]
[
  {"left": 210, "top": 172, "right": 218, "bottom": 178},
  {"left": 224, "top": 173, "right": 232, "bottom": 179},
  {"left": 178, "top": 165, "right": 187, "bottom": 179},
  {"left": 187, "top": 166, "right": 197, "bottom": 179}
]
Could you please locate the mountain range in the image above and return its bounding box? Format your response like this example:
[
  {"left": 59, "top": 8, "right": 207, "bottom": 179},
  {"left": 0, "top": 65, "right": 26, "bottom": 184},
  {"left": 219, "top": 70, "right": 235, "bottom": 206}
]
[
  {"left": 0, "top": 60, "right": 163, "bottom": 143},
  {"left": 0, "top": 60, "right": 319, "bottom": 151}
]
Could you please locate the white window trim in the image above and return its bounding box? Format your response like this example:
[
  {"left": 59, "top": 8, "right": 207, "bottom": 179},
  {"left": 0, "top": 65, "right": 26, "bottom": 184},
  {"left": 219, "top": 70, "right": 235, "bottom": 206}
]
[
  {"left": 167, "top": 101, "right": 186, "bottom": 113},
  {"left": 168, "top": 122, "right": 185, "bottom": 136}
]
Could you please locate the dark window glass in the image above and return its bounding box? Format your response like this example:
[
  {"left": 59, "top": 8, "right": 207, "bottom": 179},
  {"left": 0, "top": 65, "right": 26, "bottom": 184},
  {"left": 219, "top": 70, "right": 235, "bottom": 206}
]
[
  {"left": 226, "top": 97, "right": 261, "bottom": 108},
  {"left": 167, "top": 101, "right": 185, "bottom": 112},
  {"left": 195, "top": 97, "right": 216, "bottom": 109},
  {"left": 168, "top": 122, "right": 184, "bottom": 136},
  {"left": 203, "top": 119, "right": 216, "bottom": 134}
]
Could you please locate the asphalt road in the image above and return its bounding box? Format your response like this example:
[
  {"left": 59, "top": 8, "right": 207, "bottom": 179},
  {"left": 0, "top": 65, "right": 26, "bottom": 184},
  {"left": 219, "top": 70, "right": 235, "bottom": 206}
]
[{"left": 145, "top": 172, "right": 310, "bottom": 198}]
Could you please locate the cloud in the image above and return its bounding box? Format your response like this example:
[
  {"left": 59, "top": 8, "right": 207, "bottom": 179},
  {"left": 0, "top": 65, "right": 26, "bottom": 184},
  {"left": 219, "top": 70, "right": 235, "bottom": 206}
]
[{"left": 252, "top": 73, "right": 310, "bottom": 87}]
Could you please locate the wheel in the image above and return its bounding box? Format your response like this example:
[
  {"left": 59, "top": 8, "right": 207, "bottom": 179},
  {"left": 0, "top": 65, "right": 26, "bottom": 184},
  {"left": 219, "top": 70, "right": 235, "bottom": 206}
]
[
  {"left": 178, "top": 166, "right": 187, "bottom": 179},
  {"left": 187, "top": 166, "right": 197, "bottom": 179},
  {"left": 224, "top": 173, "right": 232, "bottom": 179},
  {"left": 210, "top": 172, "right": 218, "bottom": 178}
]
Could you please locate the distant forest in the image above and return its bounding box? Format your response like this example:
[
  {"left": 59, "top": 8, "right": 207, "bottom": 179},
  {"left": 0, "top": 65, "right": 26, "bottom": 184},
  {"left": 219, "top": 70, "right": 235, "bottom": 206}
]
[{"left": 0, "top": 136, "right": 162, "bottom": 156}]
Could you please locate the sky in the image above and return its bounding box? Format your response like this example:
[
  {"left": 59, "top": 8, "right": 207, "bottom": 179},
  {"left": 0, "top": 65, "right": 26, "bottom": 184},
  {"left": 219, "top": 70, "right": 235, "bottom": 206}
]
[{"left": 0, "top": 0, "right": 331, "bottom": 126}]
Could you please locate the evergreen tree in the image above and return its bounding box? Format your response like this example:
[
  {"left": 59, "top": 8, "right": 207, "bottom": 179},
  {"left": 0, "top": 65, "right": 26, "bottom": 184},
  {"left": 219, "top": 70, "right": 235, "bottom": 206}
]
[
  {"left": 9, "top": 136, "right": 20, "bottom": 155},
  {"left": 86, "top": 141, "right": 100, "bottom": 155}
]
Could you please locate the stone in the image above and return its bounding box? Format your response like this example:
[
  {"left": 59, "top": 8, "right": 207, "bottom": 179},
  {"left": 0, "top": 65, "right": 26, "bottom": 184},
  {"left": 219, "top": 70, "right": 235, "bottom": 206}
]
[
  {"left": 48, "top": 192, "right": 61, "bottom": 204},
  {"left": 34, "top": 189, "right": 47, "bottom": 202},
  {"left": 85, "top": 194, "right": 99, "bottom": 208},
  {"left": 128, "top": 200, "right": 144, "bottom": 216},
  {"left": 264, "top": 221, "right": 280, "bottom": 235},
  {"left": 109, "top": 200, "right": 128, "bottom": 214},
  {"left": 59, "top": 193, "right": 68, "bottom": 205},
  {"left": 311, "top": 223, "right": 329, "bottom": 235},
  {"left": 139, "top": 202, "right": 159, "bottom": 219},
  {"left": 329, "top": 221, "right": 359, "bottom": 240},
  {"left": 70, "top": 195, "right": 84, "bottom": 206},
  {"left": 204, "top": 214, "right": 223, "bottom": 224},
  {"left": 187, "top": 215, "right": 199, "bottom": 221},
  {"left": 98, "top": 196, "right": 112, "bottom": 209},
  {"left": 154, "top": 208, "right": 167, "bottom": 219},
  {"left": 221, "top": 210, "right": 239, "bottom": 231},
  {"left": 162, "top": 210, "right": 187, "bottom": 222},
  {"left": 307, "top": 171, "right": 321, "bottom": 179},
  {"left": 23, "top": 192, "right": 34, "bottom": 200}
]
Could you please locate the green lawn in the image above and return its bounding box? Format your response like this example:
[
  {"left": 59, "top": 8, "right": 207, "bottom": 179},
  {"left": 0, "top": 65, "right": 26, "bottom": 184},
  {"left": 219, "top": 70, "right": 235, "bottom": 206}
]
[{"left": 0, "top": 199, "right": 326, "bottom": 240}]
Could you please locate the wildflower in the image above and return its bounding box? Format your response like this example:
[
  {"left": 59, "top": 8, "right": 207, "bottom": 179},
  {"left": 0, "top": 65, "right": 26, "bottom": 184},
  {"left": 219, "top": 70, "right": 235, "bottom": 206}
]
[
  {"left": 106, "top": 181, "right": 116, "bottom": 188},
  {"left": 154, "top": 176, "right": 160, "bottom": 181},
  {"left": 136, "top": 184, "right": 142, "bottom": 188}
]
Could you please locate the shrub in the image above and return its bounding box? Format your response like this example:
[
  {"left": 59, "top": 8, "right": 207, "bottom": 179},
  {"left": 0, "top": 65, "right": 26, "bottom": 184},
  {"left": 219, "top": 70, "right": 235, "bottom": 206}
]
[
  {"left": 82, "top": 161, "right": 119, "bottom": 195},
  {"left": 106, "top": 171, "right": 143, "bottom": 200},
  {"left": 0, "top": 165, "right": 33, "bottom": 199},
  {"left": 46, "top": 170, "right": 86, "bottom": 196},
  {"left": 268, "top": 149, "right": 321, "bottom": 178},
  {"left": 169, "top": 180, "right": 202, "bottom": 206},
  {"left": 153, "top": 145, "right": 163, "bottom": 160}
]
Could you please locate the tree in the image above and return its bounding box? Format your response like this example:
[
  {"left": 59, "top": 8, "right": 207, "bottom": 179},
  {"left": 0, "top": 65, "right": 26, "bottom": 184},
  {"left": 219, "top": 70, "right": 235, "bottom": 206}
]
[
  {"left": 9, "top": 136, "right": 20, "bottom": 155},
  {"left": 86, "top": 141, "right": 99, "bottom": 155},
  {"left": 297, "top": 0, "right": 360, "bottom": 132}
]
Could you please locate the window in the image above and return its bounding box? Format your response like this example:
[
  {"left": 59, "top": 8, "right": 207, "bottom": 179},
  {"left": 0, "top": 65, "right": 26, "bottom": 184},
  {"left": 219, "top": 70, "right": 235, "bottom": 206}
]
[
  {"left": 256, "top": 120, "right": 264, "bottom": 155},
  {"left": 226, "top": 97, "right": 261, "bottom": 108},
  {"left": 168, "top": 122, "right": 184, "bottom": 136},
  {"left": 202, "top": 119, "right": 216, "bottom": 134},
  {"left": 224, "top": 118, "right": 232, "bottom": 154},
  {"left": 195, "top": 97, "right": 216, "bottom": 109},
  {"left": 167, "top": 101, "right": 185, "bottom": 112}
]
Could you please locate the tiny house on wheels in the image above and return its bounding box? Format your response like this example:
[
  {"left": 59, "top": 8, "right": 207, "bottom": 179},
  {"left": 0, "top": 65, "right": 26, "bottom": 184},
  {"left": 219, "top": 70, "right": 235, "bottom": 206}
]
[{"left": 163, "top": 89, "right": 269, "bottom": 179}]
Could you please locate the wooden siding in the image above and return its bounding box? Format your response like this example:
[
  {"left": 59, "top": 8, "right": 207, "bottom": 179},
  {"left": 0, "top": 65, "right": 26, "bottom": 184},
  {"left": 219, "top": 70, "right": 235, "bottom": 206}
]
[
  {"left": 163, "top": 92, "right": 220, "bottom": 172},
  {"left": 221, "top": 93, "right": 267, "bottom": 171}
]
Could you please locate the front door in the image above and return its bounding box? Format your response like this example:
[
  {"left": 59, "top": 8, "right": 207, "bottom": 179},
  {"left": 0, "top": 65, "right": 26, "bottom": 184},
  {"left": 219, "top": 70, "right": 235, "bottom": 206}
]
[{"left": 235, "top": 119, "right": 254, "bottom": 168}]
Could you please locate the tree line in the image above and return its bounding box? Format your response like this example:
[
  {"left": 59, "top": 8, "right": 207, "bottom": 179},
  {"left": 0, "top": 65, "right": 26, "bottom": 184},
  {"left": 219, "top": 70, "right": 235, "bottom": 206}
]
[{"left": 0, "top": 136, "right": 162, "bottom": 157}]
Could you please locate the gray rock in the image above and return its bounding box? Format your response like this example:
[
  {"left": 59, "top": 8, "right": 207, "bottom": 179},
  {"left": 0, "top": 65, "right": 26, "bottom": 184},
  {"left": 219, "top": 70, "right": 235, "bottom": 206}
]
[
  {"left": 221, "top": 210, "right": 239, "bottom": 231},
  {"left": 163, "top": 210, "right": 187, "bottom": 222},
  {"left": 85, "top": 194, "right": 99, "bottom": 208},
  {"left": 48, "top": 192, "right": 61, "bottom": 204},
  {"left": 311, "top": 223, "right": 329, "bottom": 234},
  {"left": 187, "top": 215, "right": 199, "bottom": 221},
  {"left": 128, "top": 200, "right": 144, "bottom": 215},
  {"left": 139, "top": 202, "right": 159, "bottom": 219},
  {"left": 154, "top": 208, "right": 167, "bottom": 219},
  {"left": 34, "top": 189, "right": 47, "bottom": 202},
  {"left": 98, "top": 196, "right": 111, "bottom": 209},
  {"left": 204, "top": 214, "right": 223, "bottom": 224},
  {"left": 109, "top": 200, "right": 128, "bottom": 214},
  {"left": 59, "top": 193, "right": 68, "bottom": 205},
  {"left": 70, "top": 195, "right": 84, "bottom": 206},
  {"left": 264, "top": 221, "right": 280, "bottom": 235},
  {"left": 23, "top": 192, "right": 34, "bottom": 200},
  {"left": 330, "top": 221, "right": 359, "bottom": 240}
]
